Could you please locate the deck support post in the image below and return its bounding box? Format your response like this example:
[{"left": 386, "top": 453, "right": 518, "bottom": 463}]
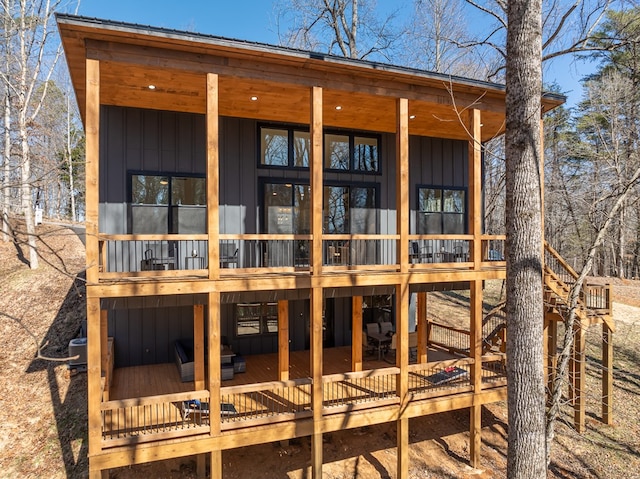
[
  {"left": 100, "top": 309, "right": 109, "bottom": 400},
  {"left": 194, "top": 304, "right": 205, "bottom": 390},
  {"left": 87, "top": 297, "right": 103, "bottom": 477},
  {"left": 208, "top": 292, "right": 221, "bottom": 432},
  {"left": 309, "top": 84, "right": 324, "bottom": 478},
  {"left": 417, "top": 292, "right": 427, "bottom": 363},
  {"left": 209, "top": 450, "right": 222, "bottom": 479},
  {"left": 467, "top": 109, "right": 482, "bottom": 266},
  {"left": 311, "top": 287, "right": 324, "bottom": 478},
  {"left": 196, "top": 454, "right": 206, "bottom": 478},
  {"left": 602, "top": 321, "right": 613, "bottom": 424},
  {"left": 572, "top": 320, "right": 586, "bottom": 432},
  {"left": 469, "top": 279, "right": 483, "bottom": 466},
  {"left": 278, "top": 300, "right": 290, "bottom": 381},
  {"left": 352, "top": 296, "right": 363, "bottom": 372},
  {"left": 397, "top": 417, "right": 409, "bottom": 479},
  {"left": 546, "top": 318, "right": 558, "bottom": 398}
]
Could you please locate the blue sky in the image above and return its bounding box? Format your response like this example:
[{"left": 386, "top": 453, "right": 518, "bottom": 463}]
[{"left": 74, "top": 0, "right": 590, "bottom": 108}]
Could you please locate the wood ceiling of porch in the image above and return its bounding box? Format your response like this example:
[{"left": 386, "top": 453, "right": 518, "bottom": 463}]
[{"left": 59, "top": 16, "right": 563, "bottom": 142}]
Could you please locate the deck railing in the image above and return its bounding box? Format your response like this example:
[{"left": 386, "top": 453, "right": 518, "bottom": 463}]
[
  {"left": 101, "top": 390, "right": 210, "bottom": 447},
  {"left": 428, "top": 321, "right": 470, "bottom": 355},
  {"left": 322, "top": 367, "right": 400, "bottom": 410},
  {"left": 481, "top": 235, "right": 506, "bottom": 262},
  {"left": 220, "top": 378, "right": 313, "bottom": 427},
  {"left": 97, "top": 233, "right": 509, "bottom": 279},
  {"left": 481, "top": 354, "right": 507, "bottom": 385}
]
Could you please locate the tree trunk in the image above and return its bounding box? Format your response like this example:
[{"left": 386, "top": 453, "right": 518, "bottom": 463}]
[{"left": 505, "top": 0, "right": 546, "bottom": 477}]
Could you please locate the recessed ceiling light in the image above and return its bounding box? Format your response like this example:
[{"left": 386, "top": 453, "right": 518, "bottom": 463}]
[
  {"left": 335, "top": 105, "right": 342, "bottom": 110},
  {"left": 250, "top": 96, "right": 258, "bottom": 101},
  {"left": 148, "top": 84, "right": 156, "bottom": 90},
  {"left": 409, "top": 115, "right": 416, "bottom": 119}
]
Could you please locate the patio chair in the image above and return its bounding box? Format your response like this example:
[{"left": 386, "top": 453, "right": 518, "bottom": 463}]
[
  {"left": 380, "top": 321, "right": 393, "bottom": 336},
  {"left": 220, "top": 243, "right": 238, "bottom": 268}
]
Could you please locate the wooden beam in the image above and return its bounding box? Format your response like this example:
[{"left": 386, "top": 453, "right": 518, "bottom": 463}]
[
  {"left": 278, "top": 300, "right": 289, "bottom": 381},
  {"left": 468, "top": 109, "right": 482, "bottom": 265},
  {"left": 310, "top": 287, "right": 324, "bottom": 478},
  {"left": 310, "top": 86, "right": 323, "bottom": 275},
  {"left": 417, "top": 292, "right": 427, "bottom": 364},
  {"left": 352, "top": 296, "right": 363, "bottom": 372},
  {"left": 194, "top": 304, "right": 205, "bottom": 390},
  {"left": 208, "top": 292, "right": 221, "bottom": 435},
  {"left": 397, "top": 417, "right": 409, "bottom": 479},
  {"left": 85, "top": 58, "right": 100, "bottom": 284},
  {"left": 87, "top": 298, "right": 102, "bottom": 469},
  {"left": 602, "top": 322, "right": 613, "bottom": 424},
  {"left": 207, "top": 73, "right": 220, "bottom": 280},
  {"left": 396, "top": 98, "right": 409, "bottom": 273}
]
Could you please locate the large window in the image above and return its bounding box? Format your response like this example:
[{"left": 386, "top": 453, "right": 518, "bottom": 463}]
[
  {"left": 417, "top": 187, "right": 466, "bottom": 234},
  {"left": 264, "top": 182, "right": 311, "bottom": 234},
  {"left": 131, "top": 173, "right": 205, "bottom": 234},
  {"left": 236, "top": 303, "right": 278, "bottom": 336},
  {"left": 324, "top": 185, "right": 377, "bottom": 233},
  {"left": 260, "top": 125, "right": 379, "bottom": 173},
  {"left": 261, "top": 127, "right": 310, "bottom": 167}
]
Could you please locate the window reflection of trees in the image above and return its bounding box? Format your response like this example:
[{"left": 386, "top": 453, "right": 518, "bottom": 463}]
[
  {"left": 262, "top": 128, "right": 289, "bottom": 166},
  {"left": 325, "top": 134, "right": 350, "bottom": 170},
  {"left": 132, "top": 175, "right": 169, "bottom": 205},
  {"left": 324, "top": 186, "right": 349, "bottom": 233},
  {"left": 354, "top": 136, "right": 378, "bottom": 171}
]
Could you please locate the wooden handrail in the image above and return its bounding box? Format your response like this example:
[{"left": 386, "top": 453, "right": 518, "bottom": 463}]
[
  {"left": 102, "top": 389, "right": 209, "bottom": 410},
  {"left": 322, "top": 366, "right": 400, "bottom": 383},
  {"left": 221, "top": 377, "right": 312, "bottom": 396}
]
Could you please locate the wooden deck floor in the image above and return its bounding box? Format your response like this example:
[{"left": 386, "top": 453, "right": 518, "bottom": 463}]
[{"left": 110, "top": 346, "right": 456, "bottom": 400}]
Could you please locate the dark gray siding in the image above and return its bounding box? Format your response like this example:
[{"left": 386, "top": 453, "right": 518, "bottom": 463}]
[{"left": 100, "top": 106, "right": 468, "bottom": 365}]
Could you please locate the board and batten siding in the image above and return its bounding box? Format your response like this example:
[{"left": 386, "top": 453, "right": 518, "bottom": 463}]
[{"left": 98, "top": 106, "right": 468, "bottom": 366}]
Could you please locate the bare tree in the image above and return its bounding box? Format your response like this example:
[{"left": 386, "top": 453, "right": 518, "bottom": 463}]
[
  {"left": 274, "top": 0, "right": 403, "bottom": 61},
  {"left": 0, "top": 0, "right": 80, "bottom": 267}
]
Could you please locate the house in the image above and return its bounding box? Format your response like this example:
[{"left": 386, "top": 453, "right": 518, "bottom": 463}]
[{"left": 56, "top": 14, "right": 614, "bottom": 479}]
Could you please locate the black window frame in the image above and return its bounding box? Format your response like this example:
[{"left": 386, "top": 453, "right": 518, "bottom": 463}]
[
  {"left": 128, "top": 170, "right": 206, "bottom": 234},
  {"left": 415, "top": 185, "right": 468, "bottom": 234},
  {"left": 235, "top": 302, "right": 278, "bottom": 337},
  {"left": 258, "top": 123, "right": 381, "bottom": 174}
]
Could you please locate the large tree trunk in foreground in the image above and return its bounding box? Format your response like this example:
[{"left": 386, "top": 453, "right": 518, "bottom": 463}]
[{"left": 505, "top": 0, "right": 547, "bottom": 477}]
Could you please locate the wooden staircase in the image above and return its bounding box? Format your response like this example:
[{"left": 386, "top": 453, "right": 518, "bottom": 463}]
[
  {"left": 542, "top": 242, "right": 614, "bottom": 432},
  {"left": 543, "top": 242, "right": 613, "bottom": 331}
]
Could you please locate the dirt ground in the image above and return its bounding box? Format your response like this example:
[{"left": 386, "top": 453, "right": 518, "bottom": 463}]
[{"left": 1, "top": 223, "right": 639, "bottom": 478}]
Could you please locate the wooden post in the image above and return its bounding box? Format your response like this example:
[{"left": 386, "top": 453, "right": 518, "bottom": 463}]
[
  {"left": 573, "top": 321, "right": 586, "bottom": 433},
  {"left": 352, "top": 296, "right": 363, "bottom": 372},
  {"left": 278, "top": 300, "right": 290, "bottom": 381},
  {"left": 208, "top": 292, "right": 221, "bottom": 431},
  {"left": 87, "top": 297, "right": 102, "bottom": 477},
  {"left": 194, "top": 304, "right": 205, "bottom": 391},
  {"left": 417, "top": 292, "right": 427, "bottom": 364},
  {"left": 310, "top": 86, "right": 323, "bottom": 275},
  {"left": 468, "top": 109, "right": 482, "bottom": 265},
  {"left": 396, "top": 282, "right": 409, "bottom": 478},
  {"left": 100, "top": 309, "right": 108, "bottom": 400},
  {"left": 206, "top": 73, "right": 220, "bottom": 280},
  {"left": 469, "top": 279, "right": 483, "bottom": 466},
  {"left": 310, "top": 287, "right": 324, "bottom": 478},
  {"left": 602, "top": 321, "right": 613, "bottom": 425},
  {"left": 396, "top": 98, "right": 409, "bottom": 272},
  {"left": 397, "top": 417, "right": 409, "bottom": 479},
  {"left": 85, "top": 58, "right": 100, "bottom": 285},
  {"left": 547, "top": 318, "right": 558, "bottom": 398}
]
